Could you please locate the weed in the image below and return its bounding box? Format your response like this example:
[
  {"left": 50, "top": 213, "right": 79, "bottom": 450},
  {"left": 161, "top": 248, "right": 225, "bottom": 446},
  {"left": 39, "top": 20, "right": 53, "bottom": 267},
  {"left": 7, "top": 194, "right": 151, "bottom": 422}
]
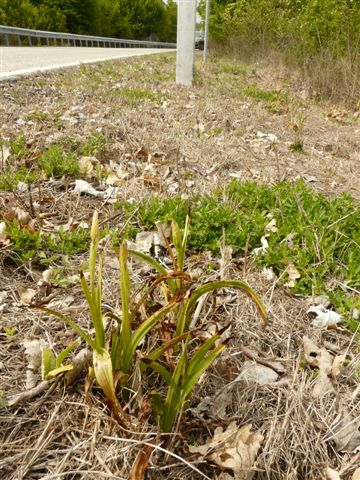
[
  {"left": 290, "top": 140, "right": 304, "bottom": 152},
  {"left": 80, "top": 132, "right": 107, "bottom": 157},
  {"left": 42, "top": 212, "right": 266, "bottom": 432},
  {"left": 38, "top": 144, "right": 79, "bottom": 178},
  {"left": 242, "top": 85, "right": 288, "bottom": 112},
  {"left": 0, "top": 167, "right": 39, "bottom": 191},
  {"left": 116, "top": 180, "right": 359, "bottom": 316},
  {"left": 112, "top": 87, "right": 157, "bottom": 107}
]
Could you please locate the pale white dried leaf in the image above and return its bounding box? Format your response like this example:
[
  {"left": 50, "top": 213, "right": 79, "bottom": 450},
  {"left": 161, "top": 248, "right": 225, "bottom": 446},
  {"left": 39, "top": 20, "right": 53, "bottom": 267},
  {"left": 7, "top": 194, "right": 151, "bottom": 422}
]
[
  {"left": 265, "top": 218, "right": 277, "bottom": 235},
  {"left": 189, "top": 421, "right": 263, "bottom": 479},
  {"left": 23, "top": 338, "right": 48, "bottom": 370},
  {"left": 209, "top": 423, "right": 263, "bottom": 479},
  {"left": 261, "top": 266, "right": 277, "bottom": 280},
  {"left": 308, "top": 305, "right": 342, "bottom": 328},
  {"left": 256, "top": 131, "right": 277, "bottom": 142},
  {"left": 74, "top": 179, "right": 102, "bottom": 197},
  {"left": 312, "top": 371, "right": 334, "bottom": 398},
  {"left": 237, "top": 361, "right": 279, "bottom": 385},
  {"left": 0, "top": 222, "right": 10, "bottom": 246},
  {"left": 64, "top": 349, "right": 92, "bottom": 386},
  {"left": 352, "top": 467, "right": 360, "bottom": 480},
  {"left": 325, "top": 467, "right": 341, "bottom": 480},
  {"left": 284, "top": 263, "right": 300, "bottom": 288},
  {"left": 303, "top": 336, "right": 333, "bottom": 373},
  {"left": 253, "top": 236, "right": 268, "bottom": 256},
  {"left": 26, "top": 369, "right": 39, "bottom": 389},
  {"left": 15, "top": 207, "right": 31, "bottom": 226},
  {"left": 78, "top": 156, "right": 97, "bottom": 176}
]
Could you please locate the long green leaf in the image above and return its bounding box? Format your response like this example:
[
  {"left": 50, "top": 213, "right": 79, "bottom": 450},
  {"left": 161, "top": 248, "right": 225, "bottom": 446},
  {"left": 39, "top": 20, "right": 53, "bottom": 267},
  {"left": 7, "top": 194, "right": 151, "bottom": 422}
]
[
  {"left": 128, "top": 248, "right": 176, "bottom": 293},
  {"left": 183, "top": 344, "right": 225, "bottom": 399},
  {"left": 38, "top": 307, "right": 96, "bottom": 350},
  {"left": 176, "top": 280, "right": 268, "bottom": 336},
  {"left": 119, "top": 241, "right": 131, "bottom": 347},
  {"left": 56, "top": 338, "right": 81, "bottom": 367},
  {"left": 122, "top": 301, "right": 179, "bottom": 373},
  {"left": 141, "top": 359, "right": 172, "bottom": 384},
  {"left": 80, "top": 272, "right": 105, "bottom": 349}
]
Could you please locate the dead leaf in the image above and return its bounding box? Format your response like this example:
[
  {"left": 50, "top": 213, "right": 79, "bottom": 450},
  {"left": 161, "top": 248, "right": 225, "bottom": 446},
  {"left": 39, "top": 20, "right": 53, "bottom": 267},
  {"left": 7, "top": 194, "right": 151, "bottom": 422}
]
[
  {"left": 352, "top": 468, "right": 360, "bottom": 480},
  {"left": 0, "top": 222, "right": 10, "bottom": 246},
  {"left": 143, "top": 173, "right": 160, "bottom": 188},
  {"left": 284, "top": 263, "right": 300, "bottom": 288},
  {"left": 105, "top": 170, "right": 122, "bottom": 186},
  {"left": 303, "top": 336, "right": 335, "bottom": 397},
  {"left": 307, "top": 305, "right": 342, "bottom": 328},
  {"left": 326, "top": 467, "right": 341, "bottom": 480},
  {"left": 237, "top": 361, "right": 279, "bottom": 385},
  {"left": 331, "top": 354, "right": 347, "bottom": 378},
  {"left": 189, "top": 421, "right": 263, "bottom": 480},
  {"left": 78, "top": 156, "right": 98, "bottom": 177},
  {"left": 265, "top": 218, "right": 277, "bottom": 235},
  {"left": 303, "top": 336, "right": 333, "bottom": 372},
  {"left": 325, "top": 413, "right": 360, "bottom": 453},
  {"left": 74, "top": 179, "right": 102, "bottom": 197},
  {"left": 15, "top": 207, "right": 31, "bottom": 227},
  {"left": 136, "top": 146, "right": 149, "bottom": 158},
  {"left": 253, "top": 236, "right": 269, "bottom": 256},
  {"left": 129, "top": 445, "right": 153, "bottom": 480},
  {"left": 18, "top": 287, "right": 37, "bottom": 306},
  {"left": 64, "top": 349, "right": 92, "bottom": 386}
]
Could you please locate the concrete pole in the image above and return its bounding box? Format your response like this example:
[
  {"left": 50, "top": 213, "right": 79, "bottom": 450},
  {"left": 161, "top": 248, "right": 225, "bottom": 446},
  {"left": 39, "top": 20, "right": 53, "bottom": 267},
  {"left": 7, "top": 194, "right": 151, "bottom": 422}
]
[
  {"left": 176, "top": 0, "right": 196, "bottom": 86},
  {"left": 203, "top": 0, "right": 210, "bottom": 62}
]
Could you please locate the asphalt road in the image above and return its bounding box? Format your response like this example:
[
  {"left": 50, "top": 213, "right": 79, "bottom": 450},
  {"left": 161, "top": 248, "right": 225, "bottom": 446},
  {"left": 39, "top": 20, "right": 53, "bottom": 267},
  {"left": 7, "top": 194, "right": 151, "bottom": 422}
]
[{"left": 0, "top": 46, "right": 175, "bottom": 80}]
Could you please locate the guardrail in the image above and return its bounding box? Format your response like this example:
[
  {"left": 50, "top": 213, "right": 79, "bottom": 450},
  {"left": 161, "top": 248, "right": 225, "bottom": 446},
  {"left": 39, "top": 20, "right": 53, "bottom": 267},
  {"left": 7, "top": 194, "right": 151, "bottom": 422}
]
[{"left": 0, "top": 25, "right": 176, "bottom": 49}]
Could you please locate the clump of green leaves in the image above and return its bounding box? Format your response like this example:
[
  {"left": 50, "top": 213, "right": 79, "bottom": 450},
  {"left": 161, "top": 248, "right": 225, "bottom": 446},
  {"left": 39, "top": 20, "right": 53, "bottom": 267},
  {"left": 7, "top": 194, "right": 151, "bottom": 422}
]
[
  {"left": 43, "top": 211, "right": 266, "bottom": 432},
  {"left": 38, "top": 144, "right": 79, "bottom": 178}
]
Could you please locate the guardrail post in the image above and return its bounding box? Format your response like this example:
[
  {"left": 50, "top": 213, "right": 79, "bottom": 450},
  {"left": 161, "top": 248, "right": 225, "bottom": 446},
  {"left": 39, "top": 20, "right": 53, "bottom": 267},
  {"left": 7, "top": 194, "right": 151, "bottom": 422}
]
[
  {"left": 17, "top": 35, "right": 21, "bottom": 46},
  {"left": 46, "top": 37, "right": 49, "bottom": 46},
  {"left": 4, "top": 34, "right": 10, "bottom": 46}
]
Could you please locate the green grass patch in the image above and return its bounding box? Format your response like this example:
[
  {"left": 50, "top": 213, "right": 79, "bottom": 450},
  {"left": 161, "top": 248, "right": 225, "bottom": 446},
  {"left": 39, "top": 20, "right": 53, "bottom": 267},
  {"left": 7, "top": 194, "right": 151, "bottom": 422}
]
[
  {"left": 112, "top": 87, "right": 158, "bottom": 107},
  {"left": 242, "top": 85, "right": 288, "bottom": 112}
]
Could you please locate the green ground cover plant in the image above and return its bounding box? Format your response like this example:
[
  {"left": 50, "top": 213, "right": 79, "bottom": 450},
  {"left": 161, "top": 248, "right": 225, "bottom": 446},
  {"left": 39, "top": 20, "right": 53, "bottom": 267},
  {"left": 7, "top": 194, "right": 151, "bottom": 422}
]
[{"left": 118, "top": 180, "right": 360, "bottom": 316}]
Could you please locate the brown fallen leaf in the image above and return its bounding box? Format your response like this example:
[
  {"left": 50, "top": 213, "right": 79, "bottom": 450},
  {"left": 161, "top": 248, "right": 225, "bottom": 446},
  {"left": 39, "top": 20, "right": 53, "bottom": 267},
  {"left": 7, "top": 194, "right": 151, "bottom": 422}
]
[
  {"left": 189, "top": 421, "right": 263, "bottom": 480},
  {"left": 136, "top": 146, "right": 149, "bottom": 158},
  {"left": 325, "top": 413, "right": 360, "bottom": 453},
  {"left": 129, "top": 444, "right": 153, "bottom": 480},
  {"left": 18, "top": 287, "right": 37, "bottom": 306}
]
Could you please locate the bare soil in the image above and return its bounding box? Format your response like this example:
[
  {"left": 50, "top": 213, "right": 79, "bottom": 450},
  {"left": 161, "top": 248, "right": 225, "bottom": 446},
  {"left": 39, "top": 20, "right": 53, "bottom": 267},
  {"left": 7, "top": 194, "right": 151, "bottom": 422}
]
[{"left": 0, "top": 52, "right": 359, "bottom": 480}]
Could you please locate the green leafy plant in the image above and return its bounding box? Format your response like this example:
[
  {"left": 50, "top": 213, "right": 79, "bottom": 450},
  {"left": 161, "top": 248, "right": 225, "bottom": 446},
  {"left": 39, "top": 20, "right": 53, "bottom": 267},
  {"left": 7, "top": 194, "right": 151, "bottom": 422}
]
[
  {"left": 38, "top": 144, "right": 79, "bottom": 178},
  {"left": 40, "top": 211, "right": 266, "bottom": 432},
  {"left": 41, "top": 339, "right": 80, "bottom": 380}
]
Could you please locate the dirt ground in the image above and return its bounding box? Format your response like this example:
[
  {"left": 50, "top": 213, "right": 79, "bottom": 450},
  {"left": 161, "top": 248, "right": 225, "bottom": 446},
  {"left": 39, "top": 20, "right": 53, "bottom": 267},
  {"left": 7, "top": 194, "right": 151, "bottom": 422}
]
[{"left": 0, "top": 52, "right": 360, "bottom": 480}]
